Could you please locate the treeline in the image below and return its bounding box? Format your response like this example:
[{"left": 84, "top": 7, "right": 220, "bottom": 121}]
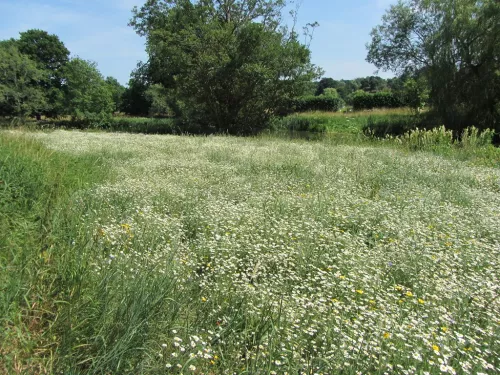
[
  {"left": 1, "top": 0, "right": 499, "bottom": 136},
  {"left": 0, "top": 30, "right": 126, "bottom": 126},
  {"left": 296, "top": 76, "right": 411, "bottom": 112}
]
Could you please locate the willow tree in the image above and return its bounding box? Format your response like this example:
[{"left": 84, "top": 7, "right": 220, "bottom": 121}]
[
  {"left": 130, "top": 0, "right": 320, "bottom": 134},
  {"left": 367, "top": 0, "right": 500, "bottom": 132}
]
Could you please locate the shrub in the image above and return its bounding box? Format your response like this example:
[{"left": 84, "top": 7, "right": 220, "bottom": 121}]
[
  {"left": 274, "top": 115, "right": 329, "bottom": 132},
  {"left": 460, "top": 126, "right": 495, "bottom": 148},
  {"left": 399, "top": 126, "right": 453, "bottom": 151},
  {"left": 352, "top": 91, "right": 405, "bottom": 110},
  {"left": 291, "top": 96, "right": 345, "bottom": 112},
  {"left": 363, "top": 115, "right": 419, "bottom": 137}
]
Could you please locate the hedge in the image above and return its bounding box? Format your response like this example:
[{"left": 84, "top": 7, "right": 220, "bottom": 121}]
[
  {"left": 352, "top": 92, "right": 405, "bottom": 110},
  {"left": 291, "top": 96, "right": 345, "bottom": 112}
]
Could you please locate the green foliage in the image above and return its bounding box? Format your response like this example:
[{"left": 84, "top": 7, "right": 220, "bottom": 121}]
[
  {"left": 121, "top": 64, "right": 153, "bottom": 116},
  {"left": 460, "top": 126, "right": 495, "bottom": 148},
  {"left": 292, "top": 95, "right": 345, "bottom": 112},
  {"left": 274, "top": 115, "right": 329, "bottom": 132},
  {"left": 105, "top": 77, "right": 126, "bottom": 113},
  {"left": 63, "top": 58, "right": 114, "bottom": 126},
  {"left": 16, "top": 29, "right": 70, "bottom": 117},
  {"left": 363, "top": 114, "right": 421, "bottom": 138},
  {"left": 109, "top": 117, "right": 178, "bottom": 134},
  {"left": 0, "top": 42, "right": 47, "bottom": 118},
  {"left": 130, "top": 0, "right": 320, "bottom": 134},
  {"left": 145, "top": 84, "right": 170, "bottom": 117},
  {"left": 0, "top": 133, "right": 109, "bottom": 372},
  {"left": 315, "top": 77, "right": 336, "bottom": 95},
  {"left": 17, "top": 29, "right": 69, "bottom": 73},
  {"left": 399, "top": 126, "right": 454, "bottom": 151},
  {"left": 367, "top": 0, "right": 500, "bottom": 133},
  {"left": 323, "top": 87, "right": 339, "bottom": 98},
  {"left": 352, "top": 91, "right": 404, "bottom": 110},
  {"left": 403, "top": 76, "right": 430, "bottom": 115}
]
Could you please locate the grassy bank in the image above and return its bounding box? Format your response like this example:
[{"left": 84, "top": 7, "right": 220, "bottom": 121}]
[{"left": 1, "top": 130, "right": 499, "bottom": 374}]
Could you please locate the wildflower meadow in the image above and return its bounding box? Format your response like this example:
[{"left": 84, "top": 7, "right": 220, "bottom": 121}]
[{"left": 1, "top": 130, "right": 499, "bottom": 374}]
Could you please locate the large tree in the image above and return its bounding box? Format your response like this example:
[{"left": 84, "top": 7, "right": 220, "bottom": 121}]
[
  {"left": 130, "top": 0, "right": 320, "bottom": 134},
  {"left": 0, "top": 42, "right": 46, "bottom": 118},
  {"left": 367, "top": 0, "right": 500, "bottom": 132},
  {"left": 63, "top": 58, "right": 114, "bottom": 123},
  {"left": 16, "top": 29, "right": 70, "bottom": 117}
]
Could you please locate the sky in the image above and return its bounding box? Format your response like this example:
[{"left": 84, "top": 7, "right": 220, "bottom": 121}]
[{"left": 0, "top": 0, "right": 397, "bottom": 86}]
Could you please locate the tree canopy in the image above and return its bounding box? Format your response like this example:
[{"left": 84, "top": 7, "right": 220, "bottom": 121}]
[
  {"left": 0, "top": 42, "right": 46, "bottom": 118},
  {"left": 367, "top": 0, "right": 500, "bottom": 132},
  {"left": 130, "top": 0, "right": 320, "bottom": 134}
]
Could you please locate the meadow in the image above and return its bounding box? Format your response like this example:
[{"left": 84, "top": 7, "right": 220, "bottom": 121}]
[{"left": 1, "top": 128, "right": 499, "bottom": 375}]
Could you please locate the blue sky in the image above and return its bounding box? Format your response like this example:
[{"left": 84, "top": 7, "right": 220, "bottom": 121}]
[{"left": 0, "top": 0, "right": 396, "bottom": 85}]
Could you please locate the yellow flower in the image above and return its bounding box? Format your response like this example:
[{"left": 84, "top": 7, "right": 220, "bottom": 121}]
[
  {"left": 331, "top": 298, "right": 339, "bottom": 303},
  {"left": 369, "top": 299, "right": 376, "bottom": 305},
  {"left": 121, "top": 223, "right": 131, "bottom": 231},
  {"left": 432, "top": 344, "right": 440, "bottom": 352},
  {"left": 355, "top": 289, "right": 364, "bottom": 295},
  {"left": 406, "top": 291, "right": 413, "bottom": 297},
  {"left": 441, "top": 327, "right": 448, "bottom": 333},
  {"left": 383, "top": 332, "right": 391, "bottom": 339},
  {"left": 339, "top": 275, "right": 346, "bottom": 280},
  {"left": 201, "top": 297, "right": 207, "bottom": 302},
  {"left": 418, "top": 298, "right": 425, "bottom": 304}
]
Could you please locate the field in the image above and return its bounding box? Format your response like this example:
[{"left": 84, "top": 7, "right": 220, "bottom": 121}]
[{"left": 1, "top": 129, "right": 499, "bottom": 374}]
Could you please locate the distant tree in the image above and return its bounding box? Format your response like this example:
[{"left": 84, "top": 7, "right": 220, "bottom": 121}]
[
  {"left": 322, "top": 87, "right": 340, "bottom": 98},
  {"left": 16, "top": 29, "right": 70, "bottom": 117},
  {"left": 130, "top": 0, "right": 321, "bottom": 134},
  {"left": 63, "top": 58, "right": 114, "bottom": 124},
  {"left": 367, "top": 0, "right": 500, "bottom": 132},
  {"left": 359, "top": 76, "right": 387, "bottom": 93},
  {"left": 315, "top": 77, "right": 336, "bottom": 96},
  {"left": 105, "top": 77, "right": 126, "bottom": 113},
  {"left": 0, "top": 42, "right": 46, "bottom": 118}
]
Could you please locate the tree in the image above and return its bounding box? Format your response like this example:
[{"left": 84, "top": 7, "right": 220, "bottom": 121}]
[
  {"left": 105, "top": 77, "right": 126, "bottom": 113},
  {"left": 322, "top": 87, "right": 340, "bottom": 98},
  {"left": 0, "top": 42, "right": 46, "bottom": 118},
  {"left": 315, "top": 77, "right": 336, "bottom": 96},
  {"left": 130, "top": 0, "right": 320, "bottom": 134},
  {"left": 367, "top": 0, "right": 500, "bottom": 132},
  {"left": 145, "top": 84, "right": 170, "bottom": 117},
  {"left": 63, "top": 58, "right": 114, "bottom": 125},
  {"left": 121, "top": 63, "right": 153, "bottom": 116},
  {"left": 16, "top": 29, "right": 70, "bottom": 117},
  {"left": 359, "top": 76, "right": 387, "bottom": 93},
  {"left": 403, "top": 76, "right": 430, "bottom": 114}
]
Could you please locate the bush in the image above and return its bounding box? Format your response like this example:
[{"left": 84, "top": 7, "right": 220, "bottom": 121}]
[
  {"left": 291, "top": 96, "right": 345, "bottom": 112},
  {"left": 273, "top": 115, "right": 329, "bottom": 132},
  {"left": 460, "top": 126, "right": 495, "bottom": 148},
  {"left": 352, "top": 91, "right": 405, "bottom": 110},
  {"left": 399, "top": 126, "right": 453, "bottom": 151},
  {"left": 363, "top": 115, "right": 420, "bottom": 137}
]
